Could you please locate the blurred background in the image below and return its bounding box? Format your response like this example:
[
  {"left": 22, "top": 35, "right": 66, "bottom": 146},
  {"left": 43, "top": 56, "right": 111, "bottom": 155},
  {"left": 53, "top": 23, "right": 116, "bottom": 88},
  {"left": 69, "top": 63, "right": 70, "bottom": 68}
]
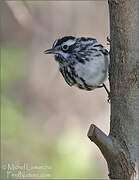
[{"left": 1, "top": 1, "right": 110, "bottom": 179}]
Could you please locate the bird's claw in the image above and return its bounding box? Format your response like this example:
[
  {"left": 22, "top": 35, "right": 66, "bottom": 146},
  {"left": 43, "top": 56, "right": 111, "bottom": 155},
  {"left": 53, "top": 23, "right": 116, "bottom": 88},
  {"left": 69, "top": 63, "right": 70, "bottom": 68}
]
[
  {"left": 107, "top": 92, "right": 111, "bottom": 103},
  {"left": 107, "top": 36, "right": 110, "bottom": 45}
]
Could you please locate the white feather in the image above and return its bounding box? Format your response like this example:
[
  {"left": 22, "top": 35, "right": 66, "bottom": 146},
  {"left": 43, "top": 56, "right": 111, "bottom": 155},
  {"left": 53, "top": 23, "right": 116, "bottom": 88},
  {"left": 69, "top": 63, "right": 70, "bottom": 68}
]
[
  {"left": 64, "top": 39, "right": 76, "bottom": 46},
  {"left": 74, "top": 55, "right": 109, "bottom": 86}
]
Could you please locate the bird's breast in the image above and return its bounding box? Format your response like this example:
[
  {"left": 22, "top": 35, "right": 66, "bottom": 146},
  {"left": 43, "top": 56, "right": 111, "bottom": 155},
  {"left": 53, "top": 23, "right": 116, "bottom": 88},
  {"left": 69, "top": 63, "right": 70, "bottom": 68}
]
[{"left": 74, "top": 57, "right": 107, "bottom": 86}]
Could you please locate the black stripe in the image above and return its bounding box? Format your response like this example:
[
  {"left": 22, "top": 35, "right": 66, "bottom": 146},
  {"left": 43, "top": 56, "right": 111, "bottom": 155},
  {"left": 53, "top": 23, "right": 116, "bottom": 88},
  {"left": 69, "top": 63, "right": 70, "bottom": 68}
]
[
  {"left": 79, "top": 77, "right": 92, "bottom": 91},
  {"left": 75, "top": 55, "right": 85, "bottom": 64},
  {"left": 63, "top": 67, "right": 72, "bottom": 86},
  {"left": 59, "top": 68, "right": 66, "bottom": 79},
  {"left": 95, "top": 54, "right": 102, "bottom": 57},
  {"left": 80, "top": 37, "right": 96, "bottom": 42},
  {"left": 93, "top": 44, "right": 104, "bottom": 48},
  {"left": 78, "top": 85, "right": 84, "bottom": 90},
  {"left": 100, "top": 49, "right": 109, "bottom": 55},
  {"left": 80, "top": 43, "right": 94, "bottom": 51},
  {"left": 89, "top": 48, "right": 98, "bottom": 51},
  {"left": 69, "top": 66, "right": 78, "bottom": 83},
  {"left": 60, "top": 67, "right": 71, "bottom": 86},
  {"left": 54, "top": 36, "right": 75, "bottom": 47},
  {"left": 67, "top": 71, "right": 76, "bottom": 84}
]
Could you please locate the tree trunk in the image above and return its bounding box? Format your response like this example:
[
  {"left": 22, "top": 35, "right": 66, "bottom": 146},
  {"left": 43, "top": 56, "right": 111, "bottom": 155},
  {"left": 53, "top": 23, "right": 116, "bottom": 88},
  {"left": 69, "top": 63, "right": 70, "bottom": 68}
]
[{"left": 88, "top": 0, "right": 139, "bottom": 179}]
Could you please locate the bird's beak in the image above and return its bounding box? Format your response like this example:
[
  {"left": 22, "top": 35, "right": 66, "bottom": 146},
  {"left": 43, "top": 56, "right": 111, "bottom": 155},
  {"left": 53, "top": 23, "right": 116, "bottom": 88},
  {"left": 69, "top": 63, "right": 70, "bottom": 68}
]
[
  {"left": 44, "top": 49, "right": 54, "bottom": 54},
  {"left": 43, "top": 48, "right": 54, "bottom": 54}
]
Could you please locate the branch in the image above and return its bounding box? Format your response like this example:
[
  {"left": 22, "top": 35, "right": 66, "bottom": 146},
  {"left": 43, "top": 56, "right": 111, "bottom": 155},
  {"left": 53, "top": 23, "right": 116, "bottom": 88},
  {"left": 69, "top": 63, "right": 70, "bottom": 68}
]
[
  {"left": 88, "top": 124, "right": 136, "bottom": 179},
  {"left": 87, "top": 124, "right": 115, "bottom": 160}
]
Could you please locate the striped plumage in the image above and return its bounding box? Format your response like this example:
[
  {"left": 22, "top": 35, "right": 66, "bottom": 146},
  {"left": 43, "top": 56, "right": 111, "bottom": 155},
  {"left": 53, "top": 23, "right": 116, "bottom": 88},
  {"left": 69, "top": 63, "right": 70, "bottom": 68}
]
[{"left": 44, "top": 36, "right": 110, "bottom": 92}]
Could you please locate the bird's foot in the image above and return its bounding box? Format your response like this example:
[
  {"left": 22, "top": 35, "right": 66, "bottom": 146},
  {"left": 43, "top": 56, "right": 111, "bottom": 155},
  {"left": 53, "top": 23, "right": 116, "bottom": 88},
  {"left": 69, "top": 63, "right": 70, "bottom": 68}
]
[
  {"left": 107, "top": 92, "right": 111, "bottom": 103},
  {"left": 107, "top": 36, "right": 110, "bottom": 45}
]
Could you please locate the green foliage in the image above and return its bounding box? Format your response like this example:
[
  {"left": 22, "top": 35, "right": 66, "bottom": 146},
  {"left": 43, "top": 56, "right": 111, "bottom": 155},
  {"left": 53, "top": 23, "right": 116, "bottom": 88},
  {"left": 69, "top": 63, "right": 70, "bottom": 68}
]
[
  {"left": 1, "top": 47, "right": 29, "bottom": 91},
  {"left": 1, "top": 97, "right": 100, "bottom": 178},
  {"left": 52, "top": 132, "right": 96, "bottom": 178}
]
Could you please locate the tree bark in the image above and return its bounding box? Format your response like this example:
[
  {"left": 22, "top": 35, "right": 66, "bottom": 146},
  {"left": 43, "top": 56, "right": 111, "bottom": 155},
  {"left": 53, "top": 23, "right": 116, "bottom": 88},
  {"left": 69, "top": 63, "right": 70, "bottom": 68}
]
[{"left": 88, "top": 0, "right": 139, "bottom": 179}]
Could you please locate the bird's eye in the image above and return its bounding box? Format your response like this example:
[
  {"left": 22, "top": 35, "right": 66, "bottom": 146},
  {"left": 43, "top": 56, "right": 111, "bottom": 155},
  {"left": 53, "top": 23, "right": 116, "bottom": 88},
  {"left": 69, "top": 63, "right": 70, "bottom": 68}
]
[{"left": 62, "top": 44, "right": 69, "bottom": 51}]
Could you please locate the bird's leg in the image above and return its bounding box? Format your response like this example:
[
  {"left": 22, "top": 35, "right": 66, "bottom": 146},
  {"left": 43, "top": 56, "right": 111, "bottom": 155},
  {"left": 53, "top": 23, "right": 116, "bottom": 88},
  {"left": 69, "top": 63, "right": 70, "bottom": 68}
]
[
  {"left": 102, "top": 83, "right": 110, "bottom": 95},
  {"left": 102, "top": 83, "right": 111, "bottom": 102},
  {"left": 96, "top": 84, "right": 111, "bottom": 102}
]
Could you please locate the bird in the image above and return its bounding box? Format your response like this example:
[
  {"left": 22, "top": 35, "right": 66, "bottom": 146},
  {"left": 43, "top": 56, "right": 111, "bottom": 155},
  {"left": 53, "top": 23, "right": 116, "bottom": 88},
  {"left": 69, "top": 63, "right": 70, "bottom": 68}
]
[{"left": 44, "top": 36, "right": 110, "bottom": 97}]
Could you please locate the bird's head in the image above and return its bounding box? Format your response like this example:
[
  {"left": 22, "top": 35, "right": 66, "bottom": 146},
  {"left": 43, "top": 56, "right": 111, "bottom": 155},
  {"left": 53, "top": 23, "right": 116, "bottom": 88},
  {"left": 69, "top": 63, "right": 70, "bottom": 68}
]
[
  {"left": 44, "top": 36, "right": 97, "bottom": 64},
  {"left": 44, "top": 36, "right": 78, "bottom": 63}
]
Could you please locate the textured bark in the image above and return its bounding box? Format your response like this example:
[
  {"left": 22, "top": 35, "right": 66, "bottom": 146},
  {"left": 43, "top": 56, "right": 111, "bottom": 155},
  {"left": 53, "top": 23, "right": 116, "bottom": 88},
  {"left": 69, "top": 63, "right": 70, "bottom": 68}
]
[{"left": 88, "top": 0, "right": 139, "bottom": 179}]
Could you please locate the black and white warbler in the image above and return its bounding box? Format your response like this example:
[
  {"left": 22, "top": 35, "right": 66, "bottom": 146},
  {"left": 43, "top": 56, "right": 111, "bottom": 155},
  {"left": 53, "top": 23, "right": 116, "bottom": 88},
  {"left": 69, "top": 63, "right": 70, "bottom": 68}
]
[{"left": 44, "top": 36, "right": 110, "bottom": 96}]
